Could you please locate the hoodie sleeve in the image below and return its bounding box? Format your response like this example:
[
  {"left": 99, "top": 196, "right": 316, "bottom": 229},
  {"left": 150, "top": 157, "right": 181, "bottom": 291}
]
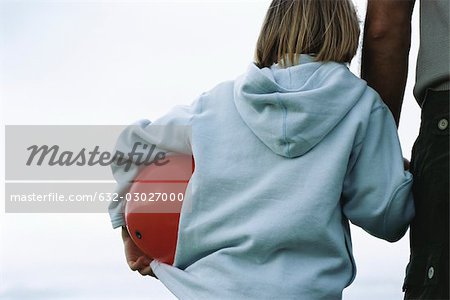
[
  {"left": 108, "top": 98, "right": 202, "bottom": 229},
  {"left": 341, "top": 104, "right": 415, "bottom": 242}
]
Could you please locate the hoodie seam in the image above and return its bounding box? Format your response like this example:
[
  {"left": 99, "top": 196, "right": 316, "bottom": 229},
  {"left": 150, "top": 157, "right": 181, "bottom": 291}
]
[
  {"left": 276, "top": 92, "right": 291, "bottom": 157},
  {"left": 353, "top": 106, "right": 387, "bottom": 149},
  {"left": 370, "top": 105, "right": 385, "bottom": 114}
]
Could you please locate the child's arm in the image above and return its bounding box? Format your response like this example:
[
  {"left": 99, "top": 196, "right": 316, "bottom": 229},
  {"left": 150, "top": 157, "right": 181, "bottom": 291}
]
[
  {"left": 108, "top": 98, "right": 202, "bottom": 274},
  {"left": 108, "top": 98, "right": 202, "bottom": 229},
  {"left": 341, "top": 103, "right": 415, "bottom": 242},
  {"left": 121, "top": 226, "right": 156, "bottom": 277}
]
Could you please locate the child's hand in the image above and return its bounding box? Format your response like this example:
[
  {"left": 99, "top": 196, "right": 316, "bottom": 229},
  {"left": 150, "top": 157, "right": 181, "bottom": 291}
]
[{"left": 121, "top": 226, "right": 157, "bottom": 278}]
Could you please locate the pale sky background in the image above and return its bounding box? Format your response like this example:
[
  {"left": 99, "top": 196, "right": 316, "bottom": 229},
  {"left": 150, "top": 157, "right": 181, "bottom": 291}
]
[{"left": 0, "top": 0, "right": 421, "bottom": 299}]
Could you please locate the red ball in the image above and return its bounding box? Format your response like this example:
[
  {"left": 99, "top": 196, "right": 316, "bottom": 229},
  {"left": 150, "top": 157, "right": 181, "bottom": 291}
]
[{"left": 125, "top": 155, "right": 194, "bottom": 265}]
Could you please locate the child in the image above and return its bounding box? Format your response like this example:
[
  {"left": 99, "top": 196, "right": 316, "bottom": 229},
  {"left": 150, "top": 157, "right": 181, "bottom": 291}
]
[{"left": 109, "top": 0, "right": 415, "bottom": 299}]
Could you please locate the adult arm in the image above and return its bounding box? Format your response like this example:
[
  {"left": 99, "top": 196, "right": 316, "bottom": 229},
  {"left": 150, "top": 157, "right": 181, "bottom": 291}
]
[{"left": 361, "top": 0, "right": 416, "bottom": 126}]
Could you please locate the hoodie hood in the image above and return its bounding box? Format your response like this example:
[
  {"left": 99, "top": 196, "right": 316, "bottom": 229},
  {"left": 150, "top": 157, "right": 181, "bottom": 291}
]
[{"left": 234, "top": 55, "right": 367, "bottom": 158}]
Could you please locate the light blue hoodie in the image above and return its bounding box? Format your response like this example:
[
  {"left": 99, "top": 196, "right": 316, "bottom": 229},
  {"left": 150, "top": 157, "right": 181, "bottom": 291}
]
[{"left": 109, "top": 55, "right": 414, "bottom": 299}]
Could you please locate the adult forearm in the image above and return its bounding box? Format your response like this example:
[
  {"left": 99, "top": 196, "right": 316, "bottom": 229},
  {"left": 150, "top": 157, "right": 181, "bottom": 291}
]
[
  {"left": 362, "top": 35, "right": 410, "bottom": 125},
  {"left": 361, "top": 0, "right": 415, "bottom": 126}
]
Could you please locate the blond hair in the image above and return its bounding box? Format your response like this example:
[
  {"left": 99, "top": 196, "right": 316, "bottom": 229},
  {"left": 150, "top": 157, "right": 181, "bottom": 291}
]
[{"left": 255, "top": 0, "right": 360, "bottom": 68}]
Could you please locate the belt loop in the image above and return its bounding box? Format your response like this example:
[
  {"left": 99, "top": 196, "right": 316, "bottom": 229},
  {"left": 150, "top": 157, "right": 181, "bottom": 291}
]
[{"left": 420, "top": 88, "right": 431, "bottom": 110}]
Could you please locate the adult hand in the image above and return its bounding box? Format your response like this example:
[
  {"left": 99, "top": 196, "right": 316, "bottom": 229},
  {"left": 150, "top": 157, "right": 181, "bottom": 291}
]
[
  {"left": 122, "top": 226, "right": 157, "bottom": 278},
  {"left": 403, "top": 158, "right": 410, "bottom": 171}
]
